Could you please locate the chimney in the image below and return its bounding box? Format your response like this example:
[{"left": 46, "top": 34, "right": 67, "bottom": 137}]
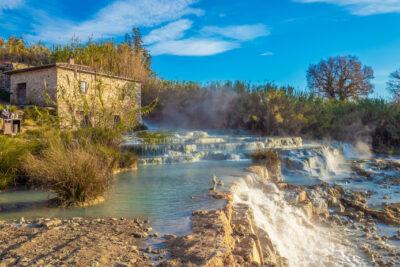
[{"left": 68, "top": 55, "right": 75, "bottom": 65}]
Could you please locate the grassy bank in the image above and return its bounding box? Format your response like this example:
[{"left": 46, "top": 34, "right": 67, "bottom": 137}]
[{"left": 0, "top": 106, "right": 139, "bottom": 205}]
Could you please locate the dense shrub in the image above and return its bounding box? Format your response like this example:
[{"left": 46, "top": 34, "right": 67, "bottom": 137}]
[
  {"left": 118, "top": 151, "right": 139, "bottom": 169},
  {"left": 250, "top": 149, "right": 281, "bottom": 176},
  {"left": 0, "top": 136, "right": 32, "bottom": 189},
  {"left": 135, "top": 130, "right": 174, "bottom": 144},
  {"left": 143, "top": 80, "right": 400, "bottom": 154},
  {"left": 23, "top": 134, "right": 114, "bottom": 205},
  {"left": 0, "top": 32, "right": 152, "bottom": 82}
]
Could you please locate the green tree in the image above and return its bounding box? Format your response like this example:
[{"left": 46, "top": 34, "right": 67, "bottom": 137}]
[{"left": 387, "top": 69, "right": 400, "bottom": 102}]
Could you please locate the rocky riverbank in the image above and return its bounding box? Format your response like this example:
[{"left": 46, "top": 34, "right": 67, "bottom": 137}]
[
  {"left": 160, "top": 161, "right": 400, "bottom": 266},
  {"left": 0, "top": 217, "right": 154, "bottom": 266},
  {"left": 160, "top": 189, "right": 287, "bottom": 266}
]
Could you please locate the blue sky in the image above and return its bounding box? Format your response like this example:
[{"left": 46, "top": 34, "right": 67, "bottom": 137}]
[{"left": 1, "top": 0, "right": 400, "bottom": 98}]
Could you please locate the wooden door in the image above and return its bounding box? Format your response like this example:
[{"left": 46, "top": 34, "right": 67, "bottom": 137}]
[{"left": 17, "top": 83, "right": 26, "bottom": 105}]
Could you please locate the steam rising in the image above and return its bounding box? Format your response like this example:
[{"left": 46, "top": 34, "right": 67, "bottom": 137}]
[
  {"left": 151, "top": 87, "right": 238, "bottom": 129},
  {"left": 342, "top": 141, "right": 373, "bottom": 160}
]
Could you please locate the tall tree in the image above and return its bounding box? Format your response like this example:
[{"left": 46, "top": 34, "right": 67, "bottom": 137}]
[
  {"left": 307, "top": 55, "right": 374, "bottom": 100},
  {"left": 387, "top": 69, "right": 400, "bottom": 101}
]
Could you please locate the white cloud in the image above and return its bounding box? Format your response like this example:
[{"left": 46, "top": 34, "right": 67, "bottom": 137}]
[
  {"left": 261, "top": 51, "right": 273, "bottom": 56},
  {"left": 0, "top": 0, "right": 24, "bottom": 16},
  {"left": 294, "top": 0, "right": 400, "bottom": 15},
  {"left": 149, "top": 38, "right": 239, "bottom": 56},
  {"left": 26, "top": 0, "right": 203, "bottom": 42},
  {"left": 143, "top": 19, "right": 193, "bottom": 44},
  {"left": 201, "top": 24, "right": 270, "bottom": 41},
  {"left": 144, "top": 22, "right": 269, "bottom": 56},
  {"left": 16, "top": 0, "right": 271, "bottom": 57},
  {"left": 0, "top": 0, "right": 24, "bottom": 10}
]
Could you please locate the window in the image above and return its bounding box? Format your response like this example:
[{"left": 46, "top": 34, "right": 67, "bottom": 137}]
[{"left": 80, "top": 81, "right": 87, "bottom": 94}]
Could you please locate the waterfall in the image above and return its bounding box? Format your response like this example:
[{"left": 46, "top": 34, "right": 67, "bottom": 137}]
[
  {"left": 282, "top": 146, "right": 349, "bottom": 181},
  {"left": 232, "top": 174, "right": 366, "bottom": 267},
  {"left": 320, "top": 146, "right": 346, "bottom": 179}
]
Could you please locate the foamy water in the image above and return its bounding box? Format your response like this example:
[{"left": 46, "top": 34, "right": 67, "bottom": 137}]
[{"left": 232, "top": 173, "right": 367, "bottom": 266}]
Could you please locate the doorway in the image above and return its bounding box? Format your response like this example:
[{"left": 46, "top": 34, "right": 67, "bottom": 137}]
[{"left": 17, "top": 83, "right": 26, "bottom": 105}]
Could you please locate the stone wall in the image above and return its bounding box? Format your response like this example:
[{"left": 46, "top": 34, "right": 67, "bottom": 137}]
[
  {"left": 56, "top": 68, "right": 141, "bottom": 127},
  {"left": 1, "top": 62, "right": 34, "bottom": 93},
  {"left": 10, "top": 67, "right": 58, "bottom": 106},
  {"left": 8, "top": 65, "right": 141, "bottom": 126},
  {"left": 0, "top": 62, "right": 13, "bottom": 92}
]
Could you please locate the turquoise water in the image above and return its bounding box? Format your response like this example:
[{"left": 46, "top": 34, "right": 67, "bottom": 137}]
[{"left": 0, "top": 160, "right": 250, "bottom": 235}]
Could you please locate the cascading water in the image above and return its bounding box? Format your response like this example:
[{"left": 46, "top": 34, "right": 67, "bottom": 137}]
[
  {"left": 232, "top": 173, "right": 367, "bottom": 267},
  {"left": 3, "top": 129, "right": 399, "bottom": 266},
  {"left": 123, "top": 131, "right": 308, "bottom": 165}
]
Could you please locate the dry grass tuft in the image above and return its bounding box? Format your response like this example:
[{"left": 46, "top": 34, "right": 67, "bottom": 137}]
[{"left": 23, "top": 136, "right": 113, "bottom": 205}]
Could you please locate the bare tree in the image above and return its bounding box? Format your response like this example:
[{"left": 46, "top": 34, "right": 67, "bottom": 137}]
[
  {"left": 307, "top": 55, "right": 374, "bottom": 100},
  {"left": 387, "top": 69, "right": 400, "bottom": 101}
]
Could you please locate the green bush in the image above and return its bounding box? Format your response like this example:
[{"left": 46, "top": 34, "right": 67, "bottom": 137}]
[
  {"left": 135, "top": 130, "right": 174, "bottom": 145},
  {"left": 0, "top": 136, "right": 32, "bottom": 189},
  {"left": 118, "top": 151, "right": 138, "bottom": 169},
  {"left": 20, "top": 126, "right": 138, "bottom": 204},
  {"left": 8, "top": 105, "right": 17, "bottom": 113},
  {"left": 23, "top": 135, "right": 114, "bottom": 205},
  {"left": 250, "top": 149, "right": 281, "bottom": 175},
  {"left": 143, "top": 80, "right": 400, "bottom": 154}
]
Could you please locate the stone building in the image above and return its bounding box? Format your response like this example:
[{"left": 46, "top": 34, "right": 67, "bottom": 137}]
[
  {"left": 0, "top": 60, "right": 32, "bottom": 93},
  {"left": 5, "top": 59, "right": 141, "bottom": 127}
]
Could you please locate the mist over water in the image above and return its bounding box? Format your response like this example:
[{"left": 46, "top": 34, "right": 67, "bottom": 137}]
[{"left": 342, "top": 141, "right": 373, "bottom": 160}]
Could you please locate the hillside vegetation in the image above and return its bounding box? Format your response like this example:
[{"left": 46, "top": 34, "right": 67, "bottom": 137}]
[
  {"left": 143, "top": 80, "right": 400, "bottom": 154},
  {"left": 1, "top": 35, "right": 400, "bottom": 155}
]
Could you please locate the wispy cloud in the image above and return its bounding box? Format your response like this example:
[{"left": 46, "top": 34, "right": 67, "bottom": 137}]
[
  {"left": 26, "top": 0, "right": 203, "bottom": 42},
  {"left": 146, "top": 23, "right": 270, "bottom": 56},
  {"left": 2, "top": 0, "right": 271, "bottom": 57},
  {"left": 201, "top": 24, "right": 270, "bottom": 41},
  {"left": 294, "top": 0, "right": 400, "bottom": 15},
  {"left": 149, "top": 38, "right": 240, "bottom": 56},
  {"left": 0, "top": 0, "right": 24, "bottom": 16},
  {"left": 261, "top": 51, "right": 273, "bottom": 56},
  {"left": 143, "top": 19, "right": 193, "bottom": 44},
  {"left": 0, "top": 0, "right": 24, "bottom": 10}
]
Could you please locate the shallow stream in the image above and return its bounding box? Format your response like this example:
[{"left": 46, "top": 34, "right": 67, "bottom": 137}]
[{"left": 1, "top": 130, "right": 399, "bottom": 266}]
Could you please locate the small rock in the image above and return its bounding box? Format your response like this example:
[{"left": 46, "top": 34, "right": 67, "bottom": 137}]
[
  {"left": 133, "top": 232, "right": 148, "bottom": 238},
  {"left": 163, "top": 234, "right": 176, "bottom": 240}
]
